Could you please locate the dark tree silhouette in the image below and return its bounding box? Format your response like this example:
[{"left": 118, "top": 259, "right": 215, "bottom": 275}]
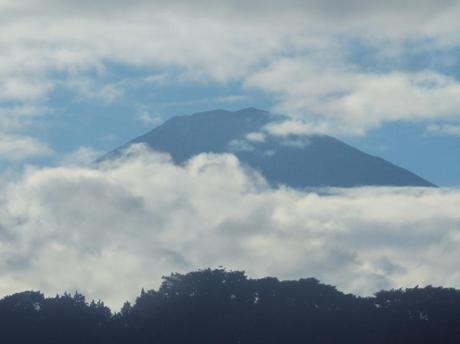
[{"left": 1, "top": 269, "right": 460, "bottom": 343}]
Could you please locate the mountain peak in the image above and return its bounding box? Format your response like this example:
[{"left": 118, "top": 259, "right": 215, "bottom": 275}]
[{"left": 109, "top": 108, "right": 434, "bottom": 188}]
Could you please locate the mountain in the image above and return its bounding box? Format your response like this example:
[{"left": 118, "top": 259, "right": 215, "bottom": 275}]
[{"left": 108, "top": 108, "right": 434, "bottom": 188}]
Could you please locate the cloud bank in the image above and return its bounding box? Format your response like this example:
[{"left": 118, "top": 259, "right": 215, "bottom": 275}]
[{"left": 0, "top": 145, "right": 459, "bottom": 308}]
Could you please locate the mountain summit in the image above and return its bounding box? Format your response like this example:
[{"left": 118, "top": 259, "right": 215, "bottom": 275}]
[{"left": 110, "top": 108, "right": 434, "bottom": 188}]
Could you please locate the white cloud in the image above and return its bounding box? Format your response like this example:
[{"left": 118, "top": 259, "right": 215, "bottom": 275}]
[
  {"left": 427, "top": 123, "right": 460, "bottom": 136},
  {"left": 247, "top": 59, "right": 460, "bottom": 133},
  {"left": 246, "top": 132, "right": 266, "bottom": 143},
  {"left": 1, "top": 1, "right": 460, "bottom": 91},
  {"left": 65, "top": 77, "right": 129, "bottom": 103},
  {"left": 0, "top": 105, "right": 44, "bottom": 131},
  {"left": 0, "top": 145, "right": 459, "bottom": 308},
  {"left": 2, "top": 0, "right": 460, "bottom": 135},
  {"left": 0, "top": 135, "right": 52, "bottom": 161},
  {"left": 137, "top": 111, "right": 163, "bottom": 126},
  {"left": 59, "top": 146, "right": 103, "bottom": 167},
  {"left": 263, "top": 119, "right": 334, "bottom": 136},
  {"left": 0, "top": 79, "right": 54, "bottom": 102},
  {"left": 228, "top": 139, "right": 254, "bottom": 152},
  {"left": 0, "top": 105, "right": 52, "bottom": 162}
]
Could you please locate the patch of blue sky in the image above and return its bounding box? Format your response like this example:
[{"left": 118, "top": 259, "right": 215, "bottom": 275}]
[
  {"left": 7, "top": 56, "right": 460, "bottom": 186},
  {"left": 42, "top": 63, "right": 274, "bottom": 160},
  {"left": 346, "top": 121, "right": 460, "bottom": 186},
  {"left": 345, "top": 37, "right": 460, "bottom": 76}
]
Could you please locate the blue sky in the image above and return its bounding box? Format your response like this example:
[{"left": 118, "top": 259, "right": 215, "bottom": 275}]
[
  {"left": 2, "top": 1, "right": 460, "bottom": 187},
  {"left": 5, "top": 65, "right": 460, "bottom": 185}
]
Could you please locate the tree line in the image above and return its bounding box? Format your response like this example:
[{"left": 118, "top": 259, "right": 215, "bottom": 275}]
[{"left": 1, "top": 268, "right": 460, "bottom": 343}]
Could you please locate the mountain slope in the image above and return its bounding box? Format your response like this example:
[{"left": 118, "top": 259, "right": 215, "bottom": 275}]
[{"left": 110, "top": 108, "right": 434, "bottom": 188}]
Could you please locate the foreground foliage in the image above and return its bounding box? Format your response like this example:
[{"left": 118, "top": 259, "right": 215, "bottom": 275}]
[{"left": 1, "top": 269, "right": 459, "bottom": 343}]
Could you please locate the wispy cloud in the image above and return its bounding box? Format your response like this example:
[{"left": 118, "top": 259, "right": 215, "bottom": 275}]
[
  {"left": 137, "top": 111, "right": 163, "bottom": 126},
  {"left": 0, "top": 105, "right": 52, "bottom": 161},
  {"left": 427, "top": 123, "right": 460, "bottom": 136},
  {"left": 0, "top": 135, "right": 52, "bottom": 161},
  {"left": 246, "top": 59, "right": 460, "bottom": 134}
]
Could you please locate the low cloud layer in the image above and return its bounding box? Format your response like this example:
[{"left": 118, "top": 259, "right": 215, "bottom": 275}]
[{"left": 0, "top": 145, "right": 459, "bottom": 308}]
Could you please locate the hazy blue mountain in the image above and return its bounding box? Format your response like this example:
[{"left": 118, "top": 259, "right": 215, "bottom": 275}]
[{"left": 109, "top": 108, "right": 434, "bottom": 188}]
